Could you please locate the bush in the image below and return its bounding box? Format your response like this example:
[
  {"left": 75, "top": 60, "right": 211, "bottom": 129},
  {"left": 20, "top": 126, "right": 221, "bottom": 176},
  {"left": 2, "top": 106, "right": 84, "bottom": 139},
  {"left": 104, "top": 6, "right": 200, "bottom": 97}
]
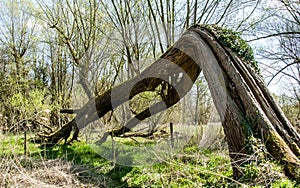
[{"left": 3, "top": 89, "right": 50, "bottom": 132}]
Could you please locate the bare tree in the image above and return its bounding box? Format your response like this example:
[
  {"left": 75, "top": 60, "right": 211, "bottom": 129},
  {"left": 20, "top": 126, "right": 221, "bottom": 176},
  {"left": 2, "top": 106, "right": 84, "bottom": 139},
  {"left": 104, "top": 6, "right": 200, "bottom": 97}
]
[
  {"left": 251, "top": 0, "right": 300, "bottom": 124},
  {"left": 0, "top": 0, "right": 35, "bottom": 86},
  {"left": 0, "top": 0, "right": 37, "bottom": 129},
  {"left": 38, "top": 0, "right": 102, "bottom": 100}
]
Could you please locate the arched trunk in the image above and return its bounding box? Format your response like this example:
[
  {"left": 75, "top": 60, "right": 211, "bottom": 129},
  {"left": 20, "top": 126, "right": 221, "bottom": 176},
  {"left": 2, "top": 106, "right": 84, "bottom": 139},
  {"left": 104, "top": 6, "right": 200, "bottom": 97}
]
[
  {"left": 39, "top": 25, "right": 300, "bottom": 180},
  {"left": 191, "top": 26, "right": 300, "bottom": 179}
]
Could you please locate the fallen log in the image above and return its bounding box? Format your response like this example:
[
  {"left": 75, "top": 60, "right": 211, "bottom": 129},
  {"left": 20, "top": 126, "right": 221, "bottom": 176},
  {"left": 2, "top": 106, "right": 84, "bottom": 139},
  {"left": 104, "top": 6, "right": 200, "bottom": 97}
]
[{"left": 39, "top": 31, "right": 201, "bottom": 145}]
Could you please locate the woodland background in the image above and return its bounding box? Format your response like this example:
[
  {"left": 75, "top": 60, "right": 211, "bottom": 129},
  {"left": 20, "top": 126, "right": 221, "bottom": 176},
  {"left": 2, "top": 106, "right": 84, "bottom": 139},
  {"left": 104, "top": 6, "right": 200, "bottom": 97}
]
[{"left": 0, "top": 0, "right": 299, "bottom": 187}]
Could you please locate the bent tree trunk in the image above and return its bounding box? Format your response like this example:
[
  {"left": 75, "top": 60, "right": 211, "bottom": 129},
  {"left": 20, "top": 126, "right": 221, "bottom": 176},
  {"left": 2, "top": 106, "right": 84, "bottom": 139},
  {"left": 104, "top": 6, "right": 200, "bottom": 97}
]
[{"left": 40, "top": 25, "right": 300, "bottom": 180}]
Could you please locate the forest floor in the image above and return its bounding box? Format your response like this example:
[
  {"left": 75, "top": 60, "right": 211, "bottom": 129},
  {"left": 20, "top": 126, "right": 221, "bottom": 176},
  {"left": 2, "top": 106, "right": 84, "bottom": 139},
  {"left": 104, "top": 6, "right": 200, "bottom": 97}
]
[{"left": 0, "top": 128, "right": 297, "bottom": 187}]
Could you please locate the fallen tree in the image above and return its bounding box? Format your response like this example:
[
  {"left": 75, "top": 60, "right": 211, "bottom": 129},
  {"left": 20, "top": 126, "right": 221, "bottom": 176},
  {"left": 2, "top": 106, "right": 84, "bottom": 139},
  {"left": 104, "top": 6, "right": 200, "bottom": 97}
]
[
  {"left": 39, "top": 25, "right": 300, "bottom": 180},
  {"left": 39, "top": 26, "right": 203, "bottom": 143}
]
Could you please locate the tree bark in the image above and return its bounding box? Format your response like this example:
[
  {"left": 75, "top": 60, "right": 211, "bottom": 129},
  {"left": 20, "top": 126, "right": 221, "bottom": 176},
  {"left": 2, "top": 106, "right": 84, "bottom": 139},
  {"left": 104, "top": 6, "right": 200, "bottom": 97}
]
[
  {"left": 39, "top": 25, "right": 300, "bottom": 180},
  {"left": 190, "top": 25, "right": 300, "bottom": 179}
]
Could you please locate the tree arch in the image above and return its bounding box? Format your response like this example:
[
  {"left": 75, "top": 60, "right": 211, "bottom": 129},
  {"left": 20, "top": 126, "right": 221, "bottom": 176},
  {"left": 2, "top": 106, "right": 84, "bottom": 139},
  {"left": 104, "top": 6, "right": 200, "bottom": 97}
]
[{"left": 39, "top": 25, "right": 300, "bottom": 180}]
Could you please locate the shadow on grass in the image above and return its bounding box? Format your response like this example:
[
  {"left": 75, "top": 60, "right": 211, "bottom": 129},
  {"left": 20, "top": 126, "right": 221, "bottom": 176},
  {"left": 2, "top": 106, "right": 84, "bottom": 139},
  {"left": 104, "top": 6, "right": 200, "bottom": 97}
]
[{"left": 38, "top": 142, "right": 133, "bottom": 187}]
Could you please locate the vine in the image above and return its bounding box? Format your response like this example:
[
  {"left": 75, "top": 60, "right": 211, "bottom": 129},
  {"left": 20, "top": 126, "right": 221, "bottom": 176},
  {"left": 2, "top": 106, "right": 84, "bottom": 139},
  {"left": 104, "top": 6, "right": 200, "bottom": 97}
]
[{"left": 202, "top": 24, "right": 260, "bottom": 73}]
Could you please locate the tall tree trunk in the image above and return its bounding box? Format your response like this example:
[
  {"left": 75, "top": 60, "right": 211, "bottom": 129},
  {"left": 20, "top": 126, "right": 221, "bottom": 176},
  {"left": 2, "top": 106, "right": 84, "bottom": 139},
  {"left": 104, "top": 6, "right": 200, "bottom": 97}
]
[{"left": 39, "top": 25, "right": 300, "bottom": 180}]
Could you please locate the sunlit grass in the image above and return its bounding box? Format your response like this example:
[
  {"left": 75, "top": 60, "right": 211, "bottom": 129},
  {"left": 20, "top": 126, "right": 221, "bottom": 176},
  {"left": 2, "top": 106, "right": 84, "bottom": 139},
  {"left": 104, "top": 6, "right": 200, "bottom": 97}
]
[
  {"left": 0, "top": 131, "right": 297, "bottom": 187},
  {"left": 0, "top": 132, "right": 41, "bottom": 156}
]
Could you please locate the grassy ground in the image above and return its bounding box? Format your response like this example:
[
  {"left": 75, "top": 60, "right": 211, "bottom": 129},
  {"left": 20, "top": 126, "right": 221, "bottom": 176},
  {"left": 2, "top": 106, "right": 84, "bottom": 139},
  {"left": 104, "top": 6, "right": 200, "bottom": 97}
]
[{"left": 0, "top": 131, "right": 297, "bottom": 187}]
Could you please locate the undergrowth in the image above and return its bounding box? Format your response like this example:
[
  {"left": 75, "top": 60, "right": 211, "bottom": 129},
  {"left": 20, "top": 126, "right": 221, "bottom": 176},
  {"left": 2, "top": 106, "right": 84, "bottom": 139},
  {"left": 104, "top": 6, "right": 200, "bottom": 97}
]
[{"left": 0, "top": 132, "right": 297, "bottom": 187}]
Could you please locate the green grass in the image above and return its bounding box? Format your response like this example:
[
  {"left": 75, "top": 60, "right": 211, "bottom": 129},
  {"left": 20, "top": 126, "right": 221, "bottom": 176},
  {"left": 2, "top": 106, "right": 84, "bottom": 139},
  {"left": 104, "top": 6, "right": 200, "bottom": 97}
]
[
  {"left": 0, "top": 132, "right": 297, "bottom": 187},
  {"left": 123, "top": 148, "right": 234, "bottom": 187},
  {"left": 0, "top": 132, "right": 42, "bottom": 156}
]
